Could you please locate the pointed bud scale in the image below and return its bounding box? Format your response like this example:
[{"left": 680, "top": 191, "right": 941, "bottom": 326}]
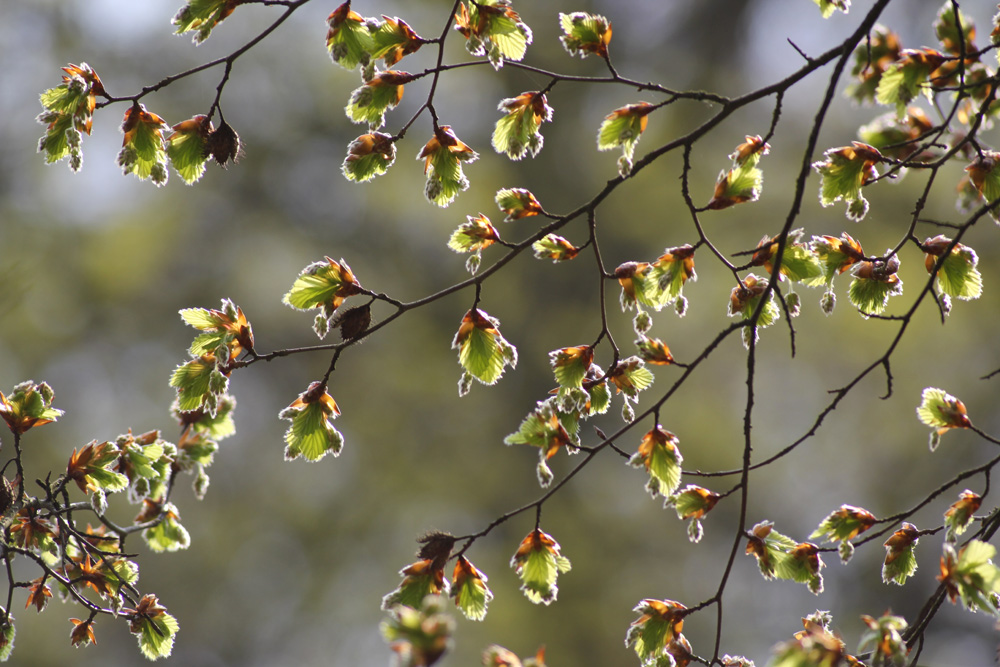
[
  {"left": 451, "top": 556, "right": 493, "bottom": 621},
  {"left": 510, "top": 529, "right": 571, "bottom": 605}
]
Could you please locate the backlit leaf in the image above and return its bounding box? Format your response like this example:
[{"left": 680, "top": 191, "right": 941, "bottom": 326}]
[
  {"left": 628, "top": 426, "right": 683, "bottom": 499},
  {"left": 342, "top": 132, "right": 396, "bottom": 182},
  {"left": 325, "top": 2, "right": 375, "bottom": 70},
  {"left": 166, "top": 115, "right": 212, "bottom": 184},
  {"left": 510, "top": 529, "right": 571, "bottom": 605},
  {"left": 172, "top": 0, "right": 238, "bottom": 44},
  {"left": 280, "top": 382, "right": 344, "bottom": 462},
  {"left": 454, "top": 0, "right": 532, "bottom": 69},
  {"left": 417, "top": 126, "right": 478, "bottom": 207},
  {"left": 559, "top": 12, "right": 612, "bottom": 58}
]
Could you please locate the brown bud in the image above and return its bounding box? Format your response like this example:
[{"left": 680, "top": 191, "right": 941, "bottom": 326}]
[
  {"left": 206, "top": 120, "right": 243, "bottom": 167},
  {"left": 330, "top": 304, "right": 371, "bottom": 341},
  {"left": 417, "top": 531, "right": 456, "bottom": 570}
]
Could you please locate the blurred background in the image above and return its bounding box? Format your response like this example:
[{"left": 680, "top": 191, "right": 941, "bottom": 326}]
[{"left": 2, "top": 1, "right": 1000, "bottom": 665}]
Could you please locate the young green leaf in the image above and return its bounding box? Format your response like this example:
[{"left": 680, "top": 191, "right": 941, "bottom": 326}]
[
  {"left": 813, "top": 0, "right": 850, "bottom": 19},
  {"left": 635, "top": 337, "right": 674, "bottom": 366},
  {"left": 451, "top": 556, "right": 493, "bottom": 621},
  {"left": 812, "top": 142, "right": 883, "bottom": 221},
  {"left": 875, "top": 48, "right": 946, "bottom": 118},
  {"left": 628, "top": 426, "right": 684, "bottom": 499},
  {"left": 166, "top": 115, "right": 212, "bottom": 184},
  {"left": 745, "top": 520, "right": 797, "bottom": 580},
  {"left": 846, "top": 25, "right": 901, "bottom": 104},
  {"left": 493, "top": 92, "right": 553, "bottom": 160},
  {"left": 944, "top": 490, "right": 982, "bottom": 542},
  {"left": 532, "top": 234, "right": 579, "bottom": 262},
  {"left": 774, "top": 543, "right": 825, "bottom": 594},
  {"left": 548, "top": 345, "right": 594, "bottom": 389},
  {"left": 607, "top": 356, "right": 655, "bottom": 403},
  {"left": 558, "top": 12, "right": 612, "bottom": 58},
  {"left": 938, "top": 540, "right": 1000, "bottom": 614},
  {"left": 345, "top": 71, "right": 413, "bottom": 129},
  {"left": 382, "top": 559, "right": 449, "bottom": 611},
  {"left": 66, "top": 441, "right": 128, "bottom": 495},
  {"left": 417, "top": 126, "right": 479, "bottom": 207},
  {"left": 916, "top": 387, "right": 971, "bottom": 451},
  {"left": 810, "top": 505, "right": 877, "bottom": 544},
  {"left": 963, "top": 152, "right": 1000, "bottom": 220},
  {"left": 847, "top": 255, "right": 903, "bottom": 317},
  {"left": 170, "top": 355, "right": 227, "bottom": 414},
  {"left": 934, "top": 3, "right": 977, "bottom": 57},
  {"left": 172, "top": 0, "right": 239, "bottom": 44},
  {"left": 728, "top": 274, "right": 780, "bottom": 348},
  {"left": 380, "top": 595, "right": 454, "bottom": 667},
  {"left": 510, "top": 529, "right": 571, "bottom": 605},
  {"left": 117, "top": 105, "right": 170, "bottom": 186},
  {"left": 325, "top": 2, "right": 375, "bottom": 70},
  {"left": 858, "top": 613, "right": 908, "bottom": 667},
  {"left": 138, "top": 501, "right": 191, "bottom": 552},
  {"left": 708, "top": 136, "right": 769, "bottom": 209},
  {"left": 597, "top": 102, "right": 654, "bottom": 176},
  {"left": 448, "top": 214, "right": 501, "bottom": 254},
  {"left": 36, "top": 64, "right": 104, "bottom": 171},
  {"left": 624, "top": 599, "right": 687, "bottom": 666},
  {"left": 496, "top": 187, "right": 543, "bottom": 221},
  {"left": 0, "top": 381, "right": 63, "bottom": 436},
  {"left": 882, "top": 522, "right": 919, "bottom": 585},
  {"left": 180, "top": 299, "right": 255, "bottom": 362},
  {"left": 454, "top": 0, "right": 533, "bottom": 69},
  {"left": 342, "top": 132, "right": 397, "bottom": 182},
  {"left": 750, "top": 230, "right": 823, "bottom": 284},
  {"left": 809, "top": 232, "right": 866, "bottom": 286},
  {"left": 923, "top": 235, "right": 982, "bottom": 300},
  {"left": 128, "top": 595, "right": 179, "bottom": 660},
  {"left": 0, "top": 614, "right": 13, "bottom": 661},
  {"left": 451, "top": 309, "right": 517, "bottom": 389},
  {"left": 283, "top": 257, "right": 364, "bottom": 337},
  {"left": 667, "top": 485, "right": 721, "bottom": 544},
  {"left": 279, "top": 381, "right": 344, "bottom": 462},
  {"left": 370, "top": 16, "right": 425, "bottom": 66},
  {"left": 504, "top": 399, "right": 576, "bottom": 460}
]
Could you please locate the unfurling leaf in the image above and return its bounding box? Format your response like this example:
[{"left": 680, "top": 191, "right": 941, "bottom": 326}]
[
  {"left": 496, "top": 188, "right": 543, "bottom": 221},
  {"left": 548, "top": 346, "right": 594, "bottom": 389},
  {"left": 923, "top": 235, "right": 982, "bottom": 301},
  {"left": 964, "top": 152, "right": 1000, "bottom": 220},
  {"left": 283, "top": 257, "right": 364, "bottom": 338},
  {"left": 493, "top": 92, "right": 553, "bottom": 160},
  {"left": 635, "top": 336, "right": 673, "bottom": 366},
  {"left": 117, "top": 104, "right": 170, "bottom": 186},
  {"left": 916, "top": 387, "right": 971, "bottom": 450},
  {"left": 847, "top": 253, "right": 903, "bottom": 317},
  {"left": 382, "top": 559, "right": 449, "bottom": 611},
  {"left": 668, "top": 485, "right": 721, "bottom": 543},
  {"left": 169, "top": 355, "right": 228, "bottom": 415},
  {"left": 0, "top": 381, "right": 63, "bottom": 436},
  {"left": 628, "top": 426, "right": 683, "bottom": 499},
  {"left": 607, "top": 356, "right": 654, "bottom": 403},
  {"left": 180, "top": 298, "right": 254, "bottom": 362},
  {"left": 750, "top": 230, "right": 823, "bottom": 284},
  {"left": 380, "top": 595, "right": 454, "bottom": 667},
  {"left": 452, "top": 309, "right": 517, "bottom": 389},
  {"left": 172, "top": 0, "right": 239, "bottom": 44},
  {"left": 944, "top": 490, "right": 982, "bottom": 542},
  {"left": 812, "top": 142, "right": 883, "bottom": 221},
  {"left": 810, "top": 505, "right": 876, "bottom": 544},
  {"left": 624, "top": 599, "right": 687, "bottom": 665},
  {"left": 36, "top": 63, "right": 104, "bottom": 171},
  {"left": 708, "top": 136, "right": 769, "bottom": 209},
  {"left": 882, "top": 522, "right": 919, "bottom": 585},
  {"left": 448, "top": 214, "right": 500, "bottom": 255},
  {"left": 774, "top": 543, "right": 826, "bottom": 594},
  {"left": 745, "top": 520, "right": 797, "bottom": 580},
  {"left": 510, "top": 529, "right": 571, "bottom": 605},
  {"left": 532, "top": 234, "right": 579, "bottom": 262},
  {"left": 66, "top": 440, "right": 128, "bottom": 494},
  {"left": 875, "top": 48, "right": 946, "bottom": 117},
  {"left": 847, "top": 25, "right": 902, "bottom": 104},
  {"left": 451, "top": 556, "right": 493, "bottom": 621},
  {"left": 504, "top": 399, "right": 577, "bottom": 461},
  {"left": 559, "top": 12, "right": 612, "bottom": 58},
  {"left": 342, "top": 132, "right": 396, "bottom": 182},
  {"left": 325, "top": 2, "right": 375, "bottom": 70},
  {"left": 371, "top": 16, "right": 425, "bottom": 66},
  {"left": 166, "top": 115, "right": 212, "bottom": 184},
  {"left": 858, "top": 613, "right": 907, "bottom": 667},
  {"left": 280, "top": 381, "right": 344, "bottom": 462},
  {"left": 417, "top": 126, "right": 479, "bottom": 207},
  {"left": 138, "top": 499, "right": 191, "bottom": 552},
  {"left": 616, "top": 245, "right": 696, "bottom": 313},
  {"left": 598, "top": 103, "right": 654, "bottom": 176},
  {"left": 69, "top": 618, "right": 96, "bottom": 648},
  {"left": 814, "top": 0, "right": 850, "bottom": 19},
  {"left": 128, "top": 595, "right": 179, "bottom": 660},
  {"left": 454, "top": 0, "right": 532, "bottom": 70},
  {"left": 809, "top": 232, "right": 866, "bottom": 286},
  {"left": 345, "top": 71, "right": 413, "bottom": 128},
  {"left": 938, "top": 540, "right": 1000, "bottom": 614},
  {"left": 727, "top": 274, "right": 779, "bottom": 348},
  {"left": 935, "top": 3, "right": 978, "bottom": 57}
]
